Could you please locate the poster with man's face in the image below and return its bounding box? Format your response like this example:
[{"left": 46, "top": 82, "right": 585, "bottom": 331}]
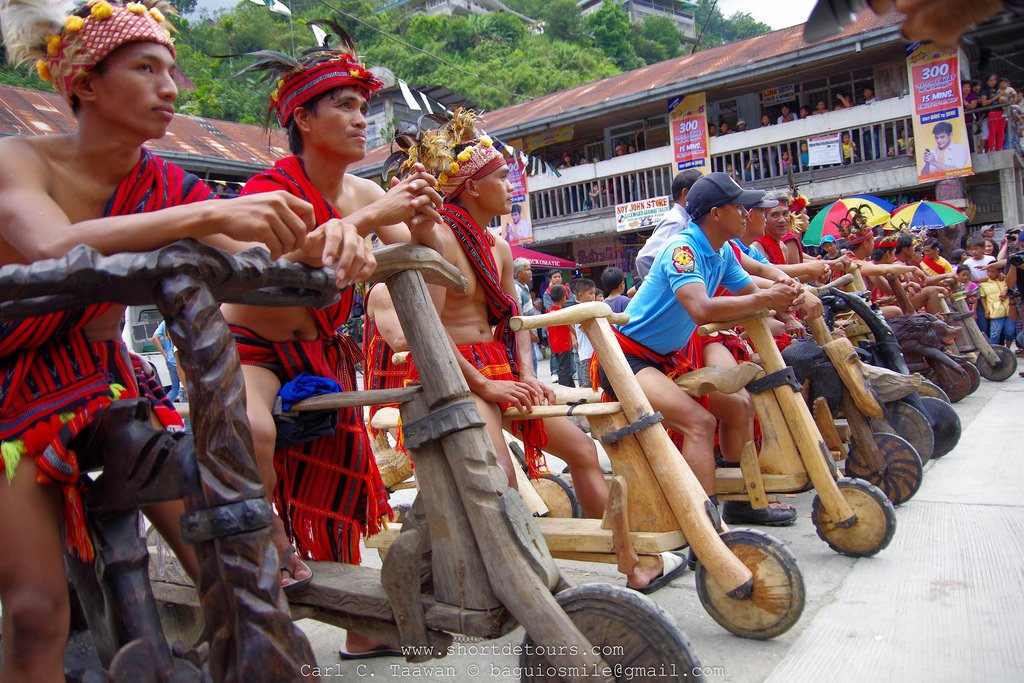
[{"left": 498, "top": 157, "right": 533, "bottom": 245}]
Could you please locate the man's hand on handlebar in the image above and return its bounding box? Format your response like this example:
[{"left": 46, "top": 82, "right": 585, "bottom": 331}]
[
  {"left": 295, "top": 218, "right": 376, "bottom": 288},
  {"left": 217, "top": 191, "right": 315, "bottom": 259}
]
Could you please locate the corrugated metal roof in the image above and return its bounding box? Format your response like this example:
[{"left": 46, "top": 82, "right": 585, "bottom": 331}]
[
  {"left": 0, "top": 85, "right": 287, "bottom": 172},
  {"left": 353, "top": 11, "right": 903, "bottom": 174}
]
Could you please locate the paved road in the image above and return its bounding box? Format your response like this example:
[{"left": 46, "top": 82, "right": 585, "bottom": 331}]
[{"left": 299, "top": 369, "right": 1024, "bottom": 682}]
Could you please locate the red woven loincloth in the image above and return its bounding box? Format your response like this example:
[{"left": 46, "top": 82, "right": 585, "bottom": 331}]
[
  {"left": 230, "top": 323, "right": 389, "bottom": 565},
  {"left": 406, "top": 340, "right": 549, "bottom": 479}
]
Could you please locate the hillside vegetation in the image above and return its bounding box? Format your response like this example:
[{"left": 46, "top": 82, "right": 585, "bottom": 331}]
[{"left": 0, "top": 0, "right": 771, "bottom": 123}]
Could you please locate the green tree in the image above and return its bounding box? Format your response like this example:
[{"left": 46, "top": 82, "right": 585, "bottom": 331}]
[
  {"left": 169, "top": 0, "right": 197, "bottom": 14},
  {"left": 633, "top": 15, "right": 681, "bottom": 64},
  {"left": 584, "top": 0, "right": 643, "bottom": 71},
  {"left": 543, "top": 0, "right": 587, "bottom": 44},
  {"left": 691, "top": 0, "right": 770, "bottom": 51}
]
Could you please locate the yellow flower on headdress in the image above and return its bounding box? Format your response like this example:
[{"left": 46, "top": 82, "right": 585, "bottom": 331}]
[
  {"left": 65, "top": 15, "right": 85, "bottom": 31},
  {"left": 36, "top": 60, "right": 51, "bottom": 82},
  {"left": 90, "top": 1, "right": 114, "bottom": 20},
  {"left": 45, "top": 34, "right": 62, "bottom": 57},
  {"left": 149, "top": 7, "right": 166, "bottom": 23},
  {"left": 479, "top": 135, "right": 493, "bottom": 147},
  {"left": 126, "top": 2, "right": 146, "bottom": 14},
  {"left": 456, "top": 149, "right": 472, "bottom": 162},
  {"left": 450, "top": 162, "right": 460, "bottom": 174},
  {"left": 438, "top": 173, "right": 449, "bottom": 185},
  {"left": 350, "top": 69, "right": 361, "bottom": 77}
]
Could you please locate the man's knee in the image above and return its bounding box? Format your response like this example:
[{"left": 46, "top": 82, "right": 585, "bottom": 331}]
[
  {"left": 246, "top": 407, "right": 277, "bottom": 458},
  {"left": 2, "top": 587, "right": 70, "bottom": 653}
]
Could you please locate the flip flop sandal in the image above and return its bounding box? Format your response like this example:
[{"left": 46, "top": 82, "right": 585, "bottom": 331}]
[
  {"left": 631, "top": 550, "right": 689, "bottom": 595},
  {"left": 338, "top": 646, "right": 403, "bottom": 660},
  {"left": 280, "top": 546, "right": 313, "bottom": 593}
]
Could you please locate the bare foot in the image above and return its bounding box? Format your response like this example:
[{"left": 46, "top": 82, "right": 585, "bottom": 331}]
[
  {"left": 344, "top": 630, "right": 389, "bottom": 655},
  {"left": 279, "top": 546, "right": 312, "bottom": 588},
  {"left": 625, "top": 555, "right": 664, "bottom": 591}
]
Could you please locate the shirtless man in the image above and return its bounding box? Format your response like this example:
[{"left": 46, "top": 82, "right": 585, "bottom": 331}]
[
  {"left": 371, "top": 111, "right": 686, "bottom": 592},
  {"left": 220, "top": 41, "right": 442, "bottom": 658},
  {"left": 841, "top": 223, "right": 918, "bottom": 318},
  {"left": 0, "top": 3, "right": 336, "bottom": 679},
  {"left": 894, "top": 233, "right": 955, "bottom": 313}
]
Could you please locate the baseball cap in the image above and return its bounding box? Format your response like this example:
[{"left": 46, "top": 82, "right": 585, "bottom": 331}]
[
  {"left": 820, "top": 235, "right": 837, "bottom": 244},
  {"left": 686, "top": 172, "right": 767, "bottom": 219}
]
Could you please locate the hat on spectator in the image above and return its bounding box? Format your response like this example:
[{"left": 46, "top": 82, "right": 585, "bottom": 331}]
[
  {"left": 686, "top": 172, "right": 766, "bottom": 220},
  {"left": 820, "top": 235, "right": 837, "bottom": 244}
]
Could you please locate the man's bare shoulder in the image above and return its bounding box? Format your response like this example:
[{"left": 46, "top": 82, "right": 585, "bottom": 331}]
[
  {"left": 345, "top": 173, "right": 386, "bottom": 207},
  {"left": 0, "top": 136, "right": 62, "bottom": 183}
]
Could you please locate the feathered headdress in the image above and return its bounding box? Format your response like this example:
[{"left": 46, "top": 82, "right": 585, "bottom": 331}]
[
  {"left": 0, "top": 0, "right": 175, "bottom": 106},
  {"left": 835, "top": 205, "right": 876, "bottom": 247},
  {"left": 384, "top": 108, "right": 510, "bottom": 201},
  {"left": 234, "top": 20, "right": 383, "bottom": 127}
]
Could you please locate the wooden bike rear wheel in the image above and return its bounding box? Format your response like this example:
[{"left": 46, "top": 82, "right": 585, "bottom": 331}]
[
  {"left": 532, "top": 474, "right": 582, "bottom": 518},
  {"left": 976, "top": 345, "right": 1018, "bottom": 382}
]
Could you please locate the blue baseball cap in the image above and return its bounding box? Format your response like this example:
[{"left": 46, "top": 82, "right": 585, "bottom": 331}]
[
  {"left": 686, "top": 172, "right": 767, "bottom": 220},
  {"left": 820, "top": 235, "right": 837, "bottom": 244}
]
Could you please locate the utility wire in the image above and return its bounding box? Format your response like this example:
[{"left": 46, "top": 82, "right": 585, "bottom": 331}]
[{"left": 314, "top": 0, "right": 532, "bottom": 101}]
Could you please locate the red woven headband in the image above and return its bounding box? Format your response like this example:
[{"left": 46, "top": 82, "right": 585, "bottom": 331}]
[{"left": 272, "top": 56, "right": 383, "bottom": 126}]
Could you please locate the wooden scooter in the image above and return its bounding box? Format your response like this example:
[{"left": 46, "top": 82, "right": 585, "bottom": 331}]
[
  {"left": 371, "top": 301, "right": 808, "bottom": 641},
  {"left": 938, "top": 287, "right": 1018, "bottom": 382},
  {"left": 0, "top": 242, "right": 705, "bottom": 681},
  {"left": 802, "top": 276, "right": 925, "bottom": 506},
  {"left": 700, "top": 310, "right": 897, "bottom": 557}
]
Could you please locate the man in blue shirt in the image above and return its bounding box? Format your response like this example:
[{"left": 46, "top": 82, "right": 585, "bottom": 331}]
[{"left": 599, "top": 173, "right": 803, "bottom": 525}]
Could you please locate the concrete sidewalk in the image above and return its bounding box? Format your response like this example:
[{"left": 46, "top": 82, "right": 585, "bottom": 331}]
[{"left": 298, "top": 372, "right": 1024, "bottom": 681}]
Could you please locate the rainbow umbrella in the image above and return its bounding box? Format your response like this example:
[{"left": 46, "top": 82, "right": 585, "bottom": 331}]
[
  {"left": 889, "top": 201, "right": 968, "bottom": 232},
  {"left": 803, "top": 196, "right": 892, "bottom": 246}
]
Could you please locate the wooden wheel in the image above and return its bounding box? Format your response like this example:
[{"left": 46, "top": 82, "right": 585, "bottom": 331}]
[
  {"left": 811, "top": 478, "right": 896, "bottom": 557},
  {"left": 878, "top": 401, "right": 933, "bottom": 463},
  {"left": 917, "top": 380, "right": 950, "bottom": 402},
  {"left": 928, "top": 362, "right": 972, "bottom": 403},
  {"left": 844, "top": 433, "right": 923, "bottom": 506},
  {"left": 918, "top": 396, "right": 961, "bottom": 458},
  {"left": 532, "top": 474, "right": 582, "bottom": 518},
  {"left": 520, "top": 583, "right": 702, "bottom": 681},
  {"left": 694, "top": 529, "right": 805, "bottom": 640},
  {"left": 976, "top": 345, "right": 1018, "bottom": 382},
  {"left": 960, "top": 358, "right": 981, "bottom": 395}
]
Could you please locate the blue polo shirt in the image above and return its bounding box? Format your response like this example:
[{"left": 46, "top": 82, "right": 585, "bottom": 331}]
[
  {"left": 620, "top": 223, "right": 752, "bottom": 355},
  {"left": 732, "top": 238, "right": 771, "bottom": 265}
]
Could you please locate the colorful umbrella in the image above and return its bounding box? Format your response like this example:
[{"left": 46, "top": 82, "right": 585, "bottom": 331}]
[
  {"left": 510, "top": 245, "right": 577, "bottom": 269},
  {"left": 803, "top": 197, "right": 892, "bottom": 246},
  {"left": 889, "top": 201, "right": 968, "bottom": 232}
]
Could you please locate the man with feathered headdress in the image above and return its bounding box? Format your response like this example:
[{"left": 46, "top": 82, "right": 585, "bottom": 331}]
[
  {"left": 220, "top": 26, "right": 444, "bottom": 658},
  {"left": 0, "top": 0, "right": 340, "bottom": 677},
  {"left": 369, "top": 110, "right": 703, "bottom": 592},
  {"left": 838, "top": 215, "right": 917, "bottom": 318}
]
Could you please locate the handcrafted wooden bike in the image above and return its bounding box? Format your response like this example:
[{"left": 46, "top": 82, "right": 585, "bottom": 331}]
[
  {"left": 0, "top": 242, "right": 704, "bottom": 681},
  {"left": 370, "top": 300, "right": 808, "bottom": 640}
]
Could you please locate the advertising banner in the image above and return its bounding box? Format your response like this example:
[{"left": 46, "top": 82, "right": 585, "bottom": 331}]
[
  {"left": 499, "top": 155, "right": 533, "bottom": 245},
  {"left": 615, "top": 196, "right": 671, "bottom": 233},
  {"left": 524, "top": 124, "right": 575, "bottom": 153},
  {"left": 761, "top": 84, "right": 796, "bottom": 106},
  {"left": 807, "top": 133, "right": 843, "bottom": 166},
  {"left": 668, "top": 93, "right": 710, "bottom": 173},
  {"left": 907, "top": 42, "right": 973, "bottom": 183}
]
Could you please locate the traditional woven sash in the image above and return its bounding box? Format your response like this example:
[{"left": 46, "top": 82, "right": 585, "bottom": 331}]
[
  {"left": 753, "top": 234, "right": 786, "bottom": 265},
  {"left": 0, "top": 148, "right": 211, "bottom": 559}
]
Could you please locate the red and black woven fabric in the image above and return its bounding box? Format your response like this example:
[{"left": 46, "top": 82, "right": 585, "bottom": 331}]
[
  {"left": 753, "top": 234, "right": 786, "bottom": 265},
  {"left": 238, "top": 159, "right": 389, "bottom": 563},
  {"left": 0, "top": 148, "right": 212, "bottom": 560},
  {"left": 407, "top": 341, "right": 549, "bottom": 479},
  {"left": 440, "top": 204, "right": 521, "bottom": 371}
]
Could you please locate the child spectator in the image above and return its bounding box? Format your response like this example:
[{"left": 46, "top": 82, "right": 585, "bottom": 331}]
[
  {"left": 950, "top": 248, "right": 968, "bottom": 266},
  {"left": 799, "top": 141, "right": 810, "bottom": 169},
  {"left": 980, "top": 263, "right": 1013, "bottom": 344},
  {"left": 964, "top": 236, "right": 997, "bottom": 280},
  {"left": 546, "top": 285, "right": 577, "bottom": 387},
  {"left": 600, "top": 266, "right": 631, "bottom": 313},
  {"left": 573, "top": 279, "right": 597, "bottom": 388},
  {"left": 841, "top": 132, "right": 857, "bottom": 163}
]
